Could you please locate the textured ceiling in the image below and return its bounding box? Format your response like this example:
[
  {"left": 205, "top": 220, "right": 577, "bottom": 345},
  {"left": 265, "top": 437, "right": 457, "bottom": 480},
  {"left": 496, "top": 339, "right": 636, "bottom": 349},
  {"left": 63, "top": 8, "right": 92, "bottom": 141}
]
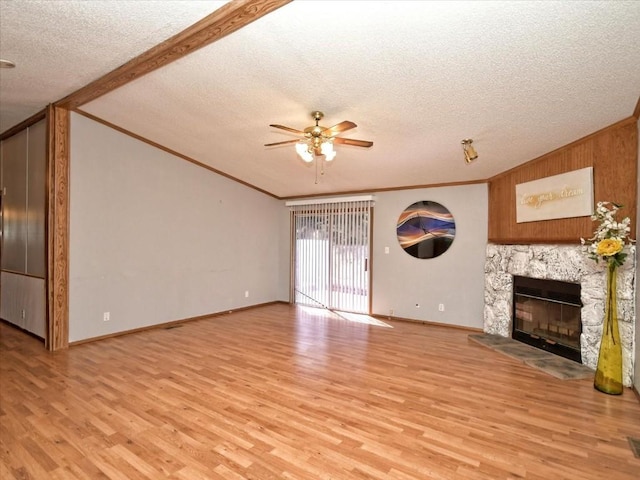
[
  {"left": 2, "top": 1, "right": 639, "bottom": 198},
  {"left": 0, "top": 0, "right": 224, "bottom": 130}
]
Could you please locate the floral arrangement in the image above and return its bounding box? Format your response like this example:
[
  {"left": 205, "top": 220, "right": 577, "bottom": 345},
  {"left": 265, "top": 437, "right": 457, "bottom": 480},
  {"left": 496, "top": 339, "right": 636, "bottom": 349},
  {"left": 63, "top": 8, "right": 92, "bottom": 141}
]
[{"left": 581, "top": 201, "right": 632, "bottom": 267}]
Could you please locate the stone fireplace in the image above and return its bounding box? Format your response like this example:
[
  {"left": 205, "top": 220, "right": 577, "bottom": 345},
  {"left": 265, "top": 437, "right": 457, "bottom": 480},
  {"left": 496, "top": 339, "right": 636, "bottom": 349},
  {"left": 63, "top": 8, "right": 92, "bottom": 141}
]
[{"left": 484, "top": 244, "right": 636, "bottom": 386}]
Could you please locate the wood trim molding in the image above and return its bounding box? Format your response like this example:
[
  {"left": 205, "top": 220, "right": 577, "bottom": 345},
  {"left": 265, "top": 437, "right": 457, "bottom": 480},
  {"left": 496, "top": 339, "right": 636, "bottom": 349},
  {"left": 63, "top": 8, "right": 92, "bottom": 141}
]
[
  {"left": 370, "top": 313, "right": 484, "bottom": 332},
  {"left": 55, "top": 0, "right": 292, "bottom": 110},
  {"left": 46, "top": 105, "right": 70, "bottom": 351},
  {"left": 633, "top": 95, "right": 640, "bottom": 120}
]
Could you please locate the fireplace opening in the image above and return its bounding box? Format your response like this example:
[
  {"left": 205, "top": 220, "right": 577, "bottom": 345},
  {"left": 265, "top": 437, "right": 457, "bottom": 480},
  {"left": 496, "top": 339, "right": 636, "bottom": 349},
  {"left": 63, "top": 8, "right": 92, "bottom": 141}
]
[{"left": 512, "top": 276, "right": 582, "bottom": 363}]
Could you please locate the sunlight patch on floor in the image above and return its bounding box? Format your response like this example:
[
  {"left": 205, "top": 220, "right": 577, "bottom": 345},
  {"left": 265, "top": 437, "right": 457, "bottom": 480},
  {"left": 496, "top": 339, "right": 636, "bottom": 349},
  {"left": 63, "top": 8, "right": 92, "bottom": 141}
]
[
  {"left": 299, "top": 306, "right": 393, "bottom": 328},
  {"left": 338, "top": 311, "right": 393, "bottom": 328}
]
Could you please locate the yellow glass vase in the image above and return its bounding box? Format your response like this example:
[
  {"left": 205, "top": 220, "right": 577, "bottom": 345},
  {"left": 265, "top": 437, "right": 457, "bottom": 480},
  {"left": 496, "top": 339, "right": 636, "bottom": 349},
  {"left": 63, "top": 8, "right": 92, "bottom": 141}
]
[{"left": 593, "top": 261, "right": 623, "bottom": 395}]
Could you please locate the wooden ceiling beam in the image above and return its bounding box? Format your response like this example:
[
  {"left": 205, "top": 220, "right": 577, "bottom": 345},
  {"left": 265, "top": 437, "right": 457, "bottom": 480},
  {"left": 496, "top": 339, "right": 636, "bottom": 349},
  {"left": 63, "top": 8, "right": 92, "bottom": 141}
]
[{"left": 55, "top": 0, "right": 292, "bottom": 110}]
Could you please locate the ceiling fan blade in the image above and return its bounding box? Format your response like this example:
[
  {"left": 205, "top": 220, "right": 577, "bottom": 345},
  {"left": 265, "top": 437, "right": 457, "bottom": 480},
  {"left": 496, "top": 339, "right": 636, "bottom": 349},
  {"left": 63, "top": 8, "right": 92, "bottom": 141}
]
[
  {"left": 269, "top": 124, "right": 305, "bottom": 135},
  {"left": 333, "top": 137, "right": 373, "bottom": 148},
  {"left": 323, "top": 120, "right": 357, "bottom": 137},
  {"left": 264, "top": 139, "right": 300, "bottom": 147}
]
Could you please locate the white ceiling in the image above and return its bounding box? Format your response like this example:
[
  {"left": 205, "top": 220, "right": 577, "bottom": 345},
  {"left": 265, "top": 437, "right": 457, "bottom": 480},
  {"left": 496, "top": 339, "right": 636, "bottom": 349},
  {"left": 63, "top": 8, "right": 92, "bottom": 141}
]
[{"left": 1, "top": 1, "right": 639, "bottom": 199}]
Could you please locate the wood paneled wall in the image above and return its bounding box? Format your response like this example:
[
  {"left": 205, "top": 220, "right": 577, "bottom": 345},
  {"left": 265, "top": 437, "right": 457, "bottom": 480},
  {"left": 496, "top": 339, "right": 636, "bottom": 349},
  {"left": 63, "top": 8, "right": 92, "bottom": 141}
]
[{"left": 488, "top": 117, "right": 638, "bottom": 244}]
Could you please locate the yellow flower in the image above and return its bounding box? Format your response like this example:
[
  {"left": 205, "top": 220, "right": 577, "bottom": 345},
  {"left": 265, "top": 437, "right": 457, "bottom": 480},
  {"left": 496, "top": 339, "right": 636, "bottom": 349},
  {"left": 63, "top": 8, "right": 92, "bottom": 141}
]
[{"left": 595, "top": 238, "right": 623, "bottom": 257}]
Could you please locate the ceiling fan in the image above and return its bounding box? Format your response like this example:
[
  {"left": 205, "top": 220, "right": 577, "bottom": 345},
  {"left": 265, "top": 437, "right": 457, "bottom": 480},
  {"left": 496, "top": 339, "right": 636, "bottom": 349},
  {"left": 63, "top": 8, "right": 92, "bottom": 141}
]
[{"left": 264, "top": 111, "right": 373, "bottom": 162}]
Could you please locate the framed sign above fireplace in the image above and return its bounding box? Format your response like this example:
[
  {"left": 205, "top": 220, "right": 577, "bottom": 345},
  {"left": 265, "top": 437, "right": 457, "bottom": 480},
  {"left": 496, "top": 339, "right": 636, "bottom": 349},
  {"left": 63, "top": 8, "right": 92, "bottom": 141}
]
[{"left": 515, "top": 167, "right": 594, "bottom": 223}]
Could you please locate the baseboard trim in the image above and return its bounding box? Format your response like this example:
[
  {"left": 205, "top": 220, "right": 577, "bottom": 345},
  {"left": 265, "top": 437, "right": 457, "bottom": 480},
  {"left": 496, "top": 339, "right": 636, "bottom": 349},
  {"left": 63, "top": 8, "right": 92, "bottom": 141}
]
[
  {"left": 68, "top": 301, "right": 283, "bottom": 346},
  {"left": 370, "top": 313, "right": 483, "bottom": 332}
]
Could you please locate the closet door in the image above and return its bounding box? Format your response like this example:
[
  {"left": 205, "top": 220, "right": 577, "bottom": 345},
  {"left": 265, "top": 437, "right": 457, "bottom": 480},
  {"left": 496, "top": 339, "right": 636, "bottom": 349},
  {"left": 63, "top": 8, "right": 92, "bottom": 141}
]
[{"left": 0, "top": 121, "right": 47, "bottom": 339}]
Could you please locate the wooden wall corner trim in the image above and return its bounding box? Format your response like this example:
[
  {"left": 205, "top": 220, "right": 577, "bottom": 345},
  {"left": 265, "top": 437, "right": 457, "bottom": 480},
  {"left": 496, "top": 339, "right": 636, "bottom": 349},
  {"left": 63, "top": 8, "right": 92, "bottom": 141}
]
[
  {"left": 46, "top": 105, "right": 70, "bottom": 351},
  {"left": 633, "top": 95, "right": 640, "bottom": 120}
]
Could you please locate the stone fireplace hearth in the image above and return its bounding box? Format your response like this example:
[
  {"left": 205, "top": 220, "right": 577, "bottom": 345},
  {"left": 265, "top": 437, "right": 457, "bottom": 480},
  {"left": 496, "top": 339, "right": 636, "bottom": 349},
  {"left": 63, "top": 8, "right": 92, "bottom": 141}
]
[{"left": 484, "top": 244, "right": 636, "bottom": 387}]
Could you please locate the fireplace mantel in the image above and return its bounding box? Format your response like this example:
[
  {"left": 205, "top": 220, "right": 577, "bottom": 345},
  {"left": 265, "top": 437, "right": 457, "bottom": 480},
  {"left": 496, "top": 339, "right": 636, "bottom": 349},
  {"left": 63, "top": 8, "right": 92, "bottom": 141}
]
[{"left": 484, "top": 244, "right": 636, "bottom": 387}]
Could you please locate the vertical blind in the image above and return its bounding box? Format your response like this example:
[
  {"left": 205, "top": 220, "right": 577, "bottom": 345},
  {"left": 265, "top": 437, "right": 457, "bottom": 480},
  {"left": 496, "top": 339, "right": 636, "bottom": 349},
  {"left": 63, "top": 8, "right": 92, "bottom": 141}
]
[{"left": 289, "top": 197, "right": 373, "bottom": 314}]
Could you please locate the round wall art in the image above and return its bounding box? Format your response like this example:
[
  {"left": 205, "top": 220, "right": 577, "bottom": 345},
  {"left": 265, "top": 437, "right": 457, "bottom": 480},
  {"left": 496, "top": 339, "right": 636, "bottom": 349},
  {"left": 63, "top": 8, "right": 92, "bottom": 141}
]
[{"left": 396, "top": 201, "right": 456, "bottom": 259}]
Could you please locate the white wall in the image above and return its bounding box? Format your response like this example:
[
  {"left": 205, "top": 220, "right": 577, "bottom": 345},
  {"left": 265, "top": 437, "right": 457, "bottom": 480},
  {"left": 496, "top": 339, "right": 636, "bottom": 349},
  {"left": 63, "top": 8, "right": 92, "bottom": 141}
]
[
  {"left": 69, "top": 113, "right": 489, "bottom": 340},
  {"left": 69, "top": 113, "right": 284, "bottom": 342},
  {"left": 371, "top": 184, "right": 488, "bottom": 328}
]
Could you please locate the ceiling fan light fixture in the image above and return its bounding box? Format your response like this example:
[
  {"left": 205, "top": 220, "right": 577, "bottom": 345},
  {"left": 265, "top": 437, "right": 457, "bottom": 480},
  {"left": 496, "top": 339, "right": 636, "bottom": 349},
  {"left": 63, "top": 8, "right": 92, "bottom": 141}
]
[
  {"left": 321, "top": 140, "right": 336, "bottom": 161},
  {"left": 266, "top": 111, "right": 373, "bottom": 174},
  {"left": 461, "top": 138, "right": 478, "bottom": 163},
  {"left": 296, "top": 141, "right": 314, "bottom": 163}
]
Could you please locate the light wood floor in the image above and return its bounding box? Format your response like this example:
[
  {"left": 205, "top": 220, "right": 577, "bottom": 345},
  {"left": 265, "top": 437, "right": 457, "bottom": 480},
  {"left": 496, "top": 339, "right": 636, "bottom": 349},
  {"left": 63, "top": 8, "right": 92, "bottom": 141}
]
[{"left": 1, "top": 304, "right": 639, "bottom": 479}]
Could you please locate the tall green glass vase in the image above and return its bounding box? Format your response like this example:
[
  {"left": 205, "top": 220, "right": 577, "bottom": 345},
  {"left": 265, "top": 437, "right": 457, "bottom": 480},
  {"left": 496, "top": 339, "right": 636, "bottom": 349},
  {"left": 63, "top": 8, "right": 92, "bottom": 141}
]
[{"left": 593, "top": 261, "right": 623, "bottom": 395}]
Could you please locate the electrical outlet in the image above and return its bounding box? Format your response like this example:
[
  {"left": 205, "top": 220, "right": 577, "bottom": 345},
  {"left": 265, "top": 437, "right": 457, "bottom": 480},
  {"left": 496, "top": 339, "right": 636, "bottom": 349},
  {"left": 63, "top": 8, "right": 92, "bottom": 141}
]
[
  {"left": 103, "top": 312, "right": 110, "bottom": 322},
  {"left": 21, "top": 309, "right": 26, "bottom": 319},
  {"left": 245, "top": 290, "right": 249, "bottom": 298},
  {"left": 438, "top": 303, "right": 445, "bottom": 312},
  {"left": 384, "top": 246, "right": 390, "bottom": 254}
]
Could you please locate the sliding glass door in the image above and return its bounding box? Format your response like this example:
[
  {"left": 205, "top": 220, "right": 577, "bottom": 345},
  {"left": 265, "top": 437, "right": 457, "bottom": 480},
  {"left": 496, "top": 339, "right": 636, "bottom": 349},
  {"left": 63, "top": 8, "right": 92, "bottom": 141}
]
[{"left": 292, "top": 199, "right": 372, "bottom": 314}]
